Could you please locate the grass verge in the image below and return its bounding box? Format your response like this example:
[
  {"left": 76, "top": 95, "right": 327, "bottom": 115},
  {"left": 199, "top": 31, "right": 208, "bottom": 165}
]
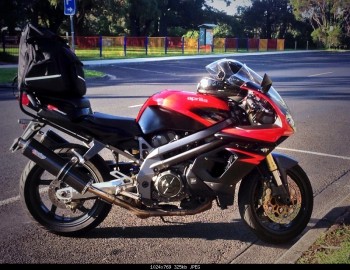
[
  {"left": 0, "top": 67, "right": 17, "bottom": 84},
  {"left": 297, "top": 211, "right": 350, "bottom": 264}
]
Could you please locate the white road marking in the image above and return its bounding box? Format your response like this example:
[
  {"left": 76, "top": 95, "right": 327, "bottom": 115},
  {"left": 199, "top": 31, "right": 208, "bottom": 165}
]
[
  {"left": 307, "top": 72, "right": 333, "bottom": 77},
  {"left": 0, "top": 195, "right": 20, "bottom": 207},
  {"left": 128, "top": 104, "right": 143, "bottom": 108},
  {"left": 118, "top": 66, "right": 198, "bottom": 77},
  {"left": 2, "top": 147, "right": 349, "bottom": 207},
  {"left": 277, "top": 147, "right": 350, "bottom": 161},
  {"left": 119, "top": 66, "right": 175, "bottom": 76}
]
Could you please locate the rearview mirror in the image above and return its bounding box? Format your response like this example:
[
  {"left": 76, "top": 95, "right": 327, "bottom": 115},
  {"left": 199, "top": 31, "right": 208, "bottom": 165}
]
[{"left": 261, "top": 73, "right": 272, "bottom": 93}]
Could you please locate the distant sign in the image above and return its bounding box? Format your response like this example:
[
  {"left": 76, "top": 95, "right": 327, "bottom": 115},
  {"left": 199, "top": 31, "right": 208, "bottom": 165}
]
[
  {"left": 206, "top": 29, "right": 213, "bottom": 45},
  {"left": 64, "top": 0, "right": 76, "bottom": 16}
]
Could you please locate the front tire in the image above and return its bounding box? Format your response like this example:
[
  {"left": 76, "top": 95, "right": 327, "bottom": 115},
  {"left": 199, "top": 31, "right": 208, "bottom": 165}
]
[
  {"left": 19, "top": 144, "right": 112, "bottom": 236},
  {"left": 238, "top": 164, "right": 313, "bottom": 244}
]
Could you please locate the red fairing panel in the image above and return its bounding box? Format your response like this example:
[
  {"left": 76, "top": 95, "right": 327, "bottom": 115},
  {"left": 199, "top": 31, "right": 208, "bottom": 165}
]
[
  {"left": 136, "top": 90, "right": 230, "bottom": 126},
  {"left": 221, "top": 125, "right": 287, "bottom": 143},
  {"left": 227, "top": 148, "right": 266, "bottom": 165}
]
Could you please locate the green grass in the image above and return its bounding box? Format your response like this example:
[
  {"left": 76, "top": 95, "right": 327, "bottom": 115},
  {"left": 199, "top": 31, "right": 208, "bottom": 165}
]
[
  {"left": 297, "top": 223, "right": 350, "bottom": 264},
  {"left": 84, "top": 69, "right": 105, "bottom": 78},
  {"left": 318, "top": 242, "right": 350, "bottom": 264},
  {"left": 0, "top": 68, "right": 105, "bottom": 84},
  {"left": 0, "top": 67, "right": 17, "bottom": 84}
]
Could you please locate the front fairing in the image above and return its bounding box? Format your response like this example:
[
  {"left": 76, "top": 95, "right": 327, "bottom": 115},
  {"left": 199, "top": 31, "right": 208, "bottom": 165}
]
[
  {"left": 241, "top": 66, "right": 295, "bottom": 132},
  {"left": 266, "top": 86, "right": 295, "bottom": 131},
  {"left": 207, "top": 59, "right": 295, "bottom": 132}
]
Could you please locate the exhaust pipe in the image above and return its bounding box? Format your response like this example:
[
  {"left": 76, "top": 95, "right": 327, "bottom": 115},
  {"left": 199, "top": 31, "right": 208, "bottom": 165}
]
[
  {"left": 18, "top": 138, "right": 213, "bottom": 217},
  {"left": 112, "top": 197, "right": 213, "bottom": 219},
  {"left": 19, "top": 138, "right": 128, "bottom": 204},
  {"left": 20, "top": 138, "right": 93, "bottom": 193}
]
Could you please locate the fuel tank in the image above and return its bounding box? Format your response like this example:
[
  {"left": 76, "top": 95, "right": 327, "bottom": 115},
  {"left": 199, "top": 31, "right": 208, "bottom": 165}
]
[{"left": 136, "top": 90, "right": 230, "bottom": 135}]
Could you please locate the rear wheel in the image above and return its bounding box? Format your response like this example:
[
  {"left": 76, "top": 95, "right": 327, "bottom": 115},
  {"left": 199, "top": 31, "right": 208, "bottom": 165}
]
[
  {"left": 238, "top": 164, "right": 313, "bottom": 244},
  {"left": 19, "top": 144, "right": 112, "bottom": 236}
]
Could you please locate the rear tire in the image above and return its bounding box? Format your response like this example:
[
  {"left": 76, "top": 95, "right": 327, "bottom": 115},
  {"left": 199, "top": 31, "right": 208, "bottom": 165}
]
[
  {"left": 19, "top": 144, "right": 112, "bottom": 236},
  {"left": 238, "top": 164, "right": 313, "bottom": 244}
]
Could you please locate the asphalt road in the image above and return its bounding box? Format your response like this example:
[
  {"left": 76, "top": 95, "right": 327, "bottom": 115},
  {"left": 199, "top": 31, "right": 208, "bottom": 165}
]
[{"left": 0, "top": 51, "right": 350, "bottom": 264}]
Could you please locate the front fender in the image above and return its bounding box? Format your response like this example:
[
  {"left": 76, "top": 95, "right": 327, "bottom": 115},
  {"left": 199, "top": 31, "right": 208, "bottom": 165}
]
[{"left": 272, "top": 152, "right": 298, "bottom": 186}]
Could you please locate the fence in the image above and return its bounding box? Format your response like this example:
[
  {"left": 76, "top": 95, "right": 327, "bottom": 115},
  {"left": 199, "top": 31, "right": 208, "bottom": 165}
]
[{"left": 1, "top": 35, "right": 285, "bottom": 60}]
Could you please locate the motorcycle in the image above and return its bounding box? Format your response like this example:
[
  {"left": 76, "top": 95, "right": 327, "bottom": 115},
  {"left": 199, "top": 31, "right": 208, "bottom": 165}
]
[{"left": 10, "top": 58, "right": 313, "bottom": 244}]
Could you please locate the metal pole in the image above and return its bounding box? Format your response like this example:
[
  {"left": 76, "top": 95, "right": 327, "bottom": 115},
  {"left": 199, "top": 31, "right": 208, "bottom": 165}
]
[{"left": 70, "top": 15, "right": 75, "bottom": 52}]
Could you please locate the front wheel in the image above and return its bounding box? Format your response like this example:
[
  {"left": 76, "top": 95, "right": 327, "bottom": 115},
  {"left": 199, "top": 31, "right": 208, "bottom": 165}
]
[
  {"left": 238, "top": 164, "right": 313, "bottom": 244},
  {"left": 19, "top": 144, "right": 112, "bottom": 236}
]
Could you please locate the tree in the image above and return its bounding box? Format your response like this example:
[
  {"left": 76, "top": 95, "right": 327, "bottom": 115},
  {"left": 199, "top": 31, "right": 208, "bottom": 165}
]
[
  {"left": 125, "top": 0, "right": 159, "bottom": 36},
  {"left": 290, "top": 0, "right": 350, "bottom": 48},
  {"left": 0, "top": 0, "right": 65, "bottom": 33},
  {"left": 241, "top": 0, "right": 295, "bottom": 39},
  {"left": 73, "top": 0, "right": 125, "bottom": 36},
  {"left": 0, "top": 0, "right": 22, "bottom": 34},
  {"left": 156, "top": 0, "right": 208, "bottom": 36}
]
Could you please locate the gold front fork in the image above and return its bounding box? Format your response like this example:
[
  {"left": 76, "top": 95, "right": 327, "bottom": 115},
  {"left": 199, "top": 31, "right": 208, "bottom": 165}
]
[{"left": 265, "top": 153, "right": 283, "bottom": 187}]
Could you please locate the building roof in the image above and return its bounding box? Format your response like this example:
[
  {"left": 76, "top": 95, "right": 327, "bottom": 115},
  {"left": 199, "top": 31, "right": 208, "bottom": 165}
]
[{"left": 198, "top": 24, "right": 217, "bottom": 29}]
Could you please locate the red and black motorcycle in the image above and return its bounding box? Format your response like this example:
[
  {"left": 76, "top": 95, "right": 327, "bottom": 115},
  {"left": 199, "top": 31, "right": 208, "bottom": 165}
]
[{"left": 11, "top": 57, "right": 313, "bottom": 244}]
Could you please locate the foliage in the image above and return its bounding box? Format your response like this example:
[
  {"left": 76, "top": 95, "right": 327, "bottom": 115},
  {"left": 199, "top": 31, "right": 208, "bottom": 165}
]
[
  {"left": 1, "top": 0, "right": 349, "bottom": 49},
  {"left": 75, "top": 0, "right": 125, "bottom": 36},
  {"left": 213, "top": 23, "right": 233, "bottom": 38},
  {"left": 240, "top": 0, "right": 296, "bottom": 39},
  {"left": 290, "top": 0, "right": 350, "bottom": 48},
  {"left": 126, "top": 0, "right": 159, "bottom": 36},
  {"left": 183, "top": 30, "right": 199, "bottom": 39},
  {"left": 167, "top": 27, "right": 187, "bottom": 37}
]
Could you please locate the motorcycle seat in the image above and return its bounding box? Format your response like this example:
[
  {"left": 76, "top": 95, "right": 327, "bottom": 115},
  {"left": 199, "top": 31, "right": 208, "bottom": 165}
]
[
  {"left": 37, "top": 95, "right": 91, "bottom": 109},
  {"left": 83, "top": 112, "right": 142, "bottom": 140},
  {"left": 37, "top": 96, "right": 92, "bottom": 121}
]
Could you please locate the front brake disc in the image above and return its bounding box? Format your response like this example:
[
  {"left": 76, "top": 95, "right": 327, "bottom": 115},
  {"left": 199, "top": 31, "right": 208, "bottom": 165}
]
[{"left": 262, "top": 180, "right": 302, "bottom": 224}]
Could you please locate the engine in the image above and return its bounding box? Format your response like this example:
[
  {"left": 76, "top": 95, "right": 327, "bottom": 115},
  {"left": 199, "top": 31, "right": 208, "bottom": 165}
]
[
  {"left": 152, "top": 170, "right": 187, "bottom": 202},
  {"left": 149, "top": 131, "right": 191, "bottom": 202},
  {"left": 151, "top": 131, "right": 178, "bottom": 148}
]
